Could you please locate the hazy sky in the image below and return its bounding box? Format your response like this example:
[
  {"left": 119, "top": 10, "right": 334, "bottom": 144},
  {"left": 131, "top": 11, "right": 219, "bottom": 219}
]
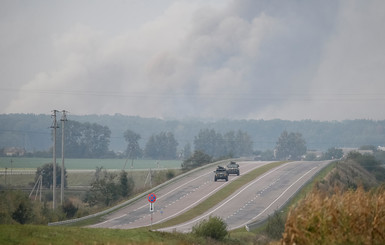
[{"left": 1, "top": 0, "right": 384, "bottom": 121}]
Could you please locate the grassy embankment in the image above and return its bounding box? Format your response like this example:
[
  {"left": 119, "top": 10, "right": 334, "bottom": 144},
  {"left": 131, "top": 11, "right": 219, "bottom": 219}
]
[
  {"left": 0, "top": 225, "right": 192, "bottom": 245},
  {"left": 281, "top": 159, "right": 385, "bottom": 244}
]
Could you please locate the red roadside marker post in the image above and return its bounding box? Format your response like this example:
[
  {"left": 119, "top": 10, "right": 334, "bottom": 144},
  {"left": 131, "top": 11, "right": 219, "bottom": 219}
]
[{"left": 148, "top": 193, "right": 156, "bottom": 229}]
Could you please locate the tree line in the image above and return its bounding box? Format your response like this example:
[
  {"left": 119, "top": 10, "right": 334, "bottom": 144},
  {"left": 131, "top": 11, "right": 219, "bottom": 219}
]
[
  {"left": 2, "top": 114, "right": 385, "bottom": 154},
  {"left": 0, "top": 119, "right": 257, "bottom": 160},
  {"left": 1, "top": 116, "right": 351, "bottom": 162}
]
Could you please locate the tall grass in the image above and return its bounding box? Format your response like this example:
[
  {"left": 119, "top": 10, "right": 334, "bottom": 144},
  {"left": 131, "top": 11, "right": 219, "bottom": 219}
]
[
  {"left": 282, "top": 186, "right": 385, "bottom": 245},
  {"left": 0, "top": 225, "right": 193, "bottom": 245}
]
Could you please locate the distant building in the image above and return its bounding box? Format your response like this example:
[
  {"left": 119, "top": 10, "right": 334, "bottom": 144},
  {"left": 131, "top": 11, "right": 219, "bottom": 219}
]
[
  {"left": 341, "top": 148, "right": 373, "bottom": 157},
  {"left": 3, "top": 147, "right": 25, "bottom": 157}
]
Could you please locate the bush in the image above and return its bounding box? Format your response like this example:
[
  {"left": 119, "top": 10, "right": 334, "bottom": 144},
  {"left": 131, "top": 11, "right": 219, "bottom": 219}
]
[
  {"left": 166, "top": 169, "right": 175, "bottom": 180},
  {"left": 264, "top": 210, "right": 285, "bottom": 239},
  {"left": 192, "top": 216, "right": 228, "bottom": 240},
  {"left": 282, "top": 186, "right": 385, "bottom": 245},
  {"left": 0, "top": 190, "right": 33, "bottom": 224},
  {"left": 62, "top": 199, "right": 78, "bottom": 218},
  {"left": 182, "top": 151, "right": 212, "bottom": 171}
]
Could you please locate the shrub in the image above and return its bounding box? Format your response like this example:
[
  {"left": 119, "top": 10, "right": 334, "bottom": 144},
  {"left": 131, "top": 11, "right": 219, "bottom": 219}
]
[
  {"left": 264, "top": 210, "right": 285, "bottom": 239},
  {"left": 182, "top": 151, "right": 212, "bottom": 171},
  {"left": 282, "top": 186, "right": 385, "bottom": 245},
  {"left": 0, "top": 190, "right": 33, "bottom": 224},
  {"left": 166, "top": 169, "right": 175, "bottom": 180},
  {"left": 192, "top": 216, "right": 228, "bottom": 240},
  {"left": 62, "top": 199, "right": 78, "bottom": 218}
]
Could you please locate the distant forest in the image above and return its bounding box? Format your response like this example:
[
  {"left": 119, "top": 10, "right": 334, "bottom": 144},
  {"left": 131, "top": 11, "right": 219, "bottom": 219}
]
[{"left": 1, "top": 113, "right": 384, "bottom": 154}]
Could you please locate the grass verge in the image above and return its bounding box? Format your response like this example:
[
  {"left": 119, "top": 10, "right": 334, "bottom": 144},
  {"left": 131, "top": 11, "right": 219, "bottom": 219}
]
[{"left": 0, "top": 224, "right": 192, "bottom": 245}]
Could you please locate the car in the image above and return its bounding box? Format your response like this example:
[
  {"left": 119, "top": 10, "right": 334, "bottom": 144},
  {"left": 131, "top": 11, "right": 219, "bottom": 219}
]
[
  {"left": 214, "top": 166, "right": 228, "bottom": 181},
  {"left": 226, "top": 161, "right": 240, "bottom": 176}
]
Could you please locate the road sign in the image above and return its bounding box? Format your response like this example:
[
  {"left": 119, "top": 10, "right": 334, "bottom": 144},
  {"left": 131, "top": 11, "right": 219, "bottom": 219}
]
[
  {"left": 148, "top": 193, "right": 156, "bottom": 203},
  {"left": 150, "top": 202, "right": 154, "bottom": 212}
]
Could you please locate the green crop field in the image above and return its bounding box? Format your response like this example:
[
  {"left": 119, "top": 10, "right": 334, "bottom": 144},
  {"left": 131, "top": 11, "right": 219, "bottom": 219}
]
[{"left": 0, "top": 157, "right": 182, "bottom": 170}]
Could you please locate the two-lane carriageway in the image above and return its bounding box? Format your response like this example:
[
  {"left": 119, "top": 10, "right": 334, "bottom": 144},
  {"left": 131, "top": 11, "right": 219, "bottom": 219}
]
[
  {"left": 89, "top": 161, "right": 271, "bottom": 229},
  {"left": 90, "top": 160, "right": 331, "bottom": 232},
  {"left": 158, "top": 160, "right": 331, "bottom": 232}
]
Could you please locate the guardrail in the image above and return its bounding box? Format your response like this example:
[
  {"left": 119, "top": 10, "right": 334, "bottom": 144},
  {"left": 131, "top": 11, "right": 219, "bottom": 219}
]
[{"left": 48, "top": 158, "right": 236, "bottom": 226}]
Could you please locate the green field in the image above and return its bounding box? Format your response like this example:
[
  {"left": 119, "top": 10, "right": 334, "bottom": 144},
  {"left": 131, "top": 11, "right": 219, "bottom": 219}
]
[{"left": 0, "top": 157, "right": 182, "bottom": 170}]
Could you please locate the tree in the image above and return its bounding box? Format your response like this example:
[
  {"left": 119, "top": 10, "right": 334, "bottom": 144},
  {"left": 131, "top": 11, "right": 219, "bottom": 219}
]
[
  {"left": 192, "top": 216, "right": 228, "bottom": 240},
  {"left": 124, "top": 130, "right": 142, "bottom": 159},
  {"left": 223, "top": 131, "right": 236, "bottom": 157},
  {"left": 145, "top": 132, "right": 178, "bottom": 159},
  {"left": 84, "top": 168, "right": 135, "bottom": 207},
  {"left": 183, "top": 143, "right": 192, "bottom": 160},
  {"left": 62, "top": 199, "right": 78, "bottom": 218},
  {"left": 275, "top": 131, "right": 307, "bottom": 160},
  {"left": 35, "top": 163, "right": 67, "bottom": 189},
  {"left": 119, "top": 170, "right": 134, "bottom": 197},
  {"left": 57, "top": 120, "right": 111, "bottom": 158},
  {"left": 182, "top": 151, "right": 212, "bottom": 171},
  {"left": 323, "top": 147, "right": 343, "bottom": 160},
  {"left": 235, "top": 130, "right": 253, "bottom": 157},
  {"left": 194, "top": 129, "right": 225, "bottom": 158},
  {"left": 12, "top": 199, "right": 33, "bottom": 224},
  {"left": 124, "top": 130, "right": 142, "bottom": 169},
  {"left": 84, "top": 168, "right": 119, "bottom": 206}
]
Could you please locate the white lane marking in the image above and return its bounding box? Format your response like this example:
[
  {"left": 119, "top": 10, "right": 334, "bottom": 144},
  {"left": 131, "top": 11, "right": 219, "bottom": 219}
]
[
  {"left": 150, "top": 162, "right": 270, "bottom": 226},
  {"left": 233, "top": 166, "right": 318, "bottom": 230},
  {"left": 91, "top": 169, "right": 215, "bottom": 227},
  {"left": 160, "top": 162, "right": 292, "bottom": 231},
  {"left": 93, "top": 162, "right": 266, "bottom": 228}
]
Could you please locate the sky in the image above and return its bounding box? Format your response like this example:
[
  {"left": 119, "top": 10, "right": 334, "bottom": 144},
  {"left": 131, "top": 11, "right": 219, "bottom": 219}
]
[{"left": 1, "top": 0, "right": 385, "bottom": 121}]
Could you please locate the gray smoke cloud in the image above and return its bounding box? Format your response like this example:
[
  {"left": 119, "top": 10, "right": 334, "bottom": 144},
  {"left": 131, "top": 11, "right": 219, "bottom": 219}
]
[{"left": 1, "top": 0, "right": 384, "bottom": 120}]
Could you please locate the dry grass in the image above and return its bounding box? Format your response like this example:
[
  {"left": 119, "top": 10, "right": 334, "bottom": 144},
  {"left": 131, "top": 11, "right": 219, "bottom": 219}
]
[{"left": 282, "top": 186, "right": 385, "bottom": 245}]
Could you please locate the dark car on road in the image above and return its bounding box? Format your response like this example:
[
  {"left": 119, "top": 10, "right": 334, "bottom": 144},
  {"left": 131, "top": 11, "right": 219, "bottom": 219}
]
[
  {"left": 227, "top": 161, "right": 240, "bottom": 176},
  {"left": 214, "top": 166, "right": 228, "bottom": 181}
]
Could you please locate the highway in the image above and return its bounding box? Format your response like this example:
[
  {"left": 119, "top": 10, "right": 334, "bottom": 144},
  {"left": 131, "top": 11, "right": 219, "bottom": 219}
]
[{"left": 89, "top": 160, "right": 331, "bottom": 231}]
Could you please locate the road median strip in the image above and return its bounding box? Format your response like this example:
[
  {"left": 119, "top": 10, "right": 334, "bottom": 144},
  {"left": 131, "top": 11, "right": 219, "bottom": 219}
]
[{"left": 152, "top": 161, "right": 286, "bottom": 229}]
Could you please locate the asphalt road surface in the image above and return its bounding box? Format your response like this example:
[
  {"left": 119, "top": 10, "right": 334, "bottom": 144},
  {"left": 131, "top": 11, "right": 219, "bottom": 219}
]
[{"left": 89, "top": 160, "right": 331, "bottom": 232}]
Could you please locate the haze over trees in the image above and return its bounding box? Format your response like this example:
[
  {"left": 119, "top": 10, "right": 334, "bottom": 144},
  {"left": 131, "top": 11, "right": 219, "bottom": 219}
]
[
  {"left": 275, "top": 131, "right": 307, "bottom": 160},
  {"left": 144, "top": 132, "right": 178, "bottom": 160},
  {"left": 1, "top": 114, "right": 385, "bottom": 159},
  {"left": 194, "top": 129, "right": 253, "bottom": 158},
  {"left": 57, "top": 120, "right": 112, "bottom": 158},
  {"left": 123, "top": 129, "right": 142, "bottom": 159}
]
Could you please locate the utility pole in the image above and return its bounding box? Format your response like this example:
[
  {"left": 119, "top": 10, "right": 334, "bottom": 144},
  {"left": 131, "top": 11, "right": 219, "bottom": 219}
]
[
  {"left": 10, "top": 159, "right": 13, "bottom": 187},
  {"left": 51, "top": 110, "right": 59, "bottom": 210},
  {"left": 4, "top": 167, "right": 7, "bottom": 187},
  {"left": 60, "top": 110, "right": 67, "bottom": 205}
]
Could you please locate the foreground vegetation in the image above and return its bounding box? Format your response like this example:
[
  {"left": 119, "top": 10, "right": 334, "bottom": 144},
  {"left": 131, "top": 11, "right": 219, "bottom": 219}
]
[
  {"left": 280, "top": 152, "right": 385, "bottom": 244},
  {"left": 0, "top": 168, "right": 180, "bottom": 225},
  {"left": 0, "top": 225, "right": 194, "bottom": 245},
  {"left": 1, "top": 151, "right": 385, "bottom": 244},
  {"left": 282, "top": 186, "right": 385, "bottom": 245}
]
